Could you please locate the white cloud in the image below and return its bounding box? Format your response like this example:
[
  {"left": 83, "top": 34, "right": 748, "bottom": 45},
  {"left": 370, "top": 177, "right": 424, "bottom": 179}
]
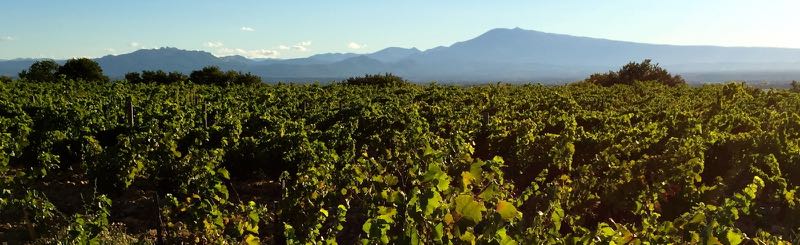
[
  {"left": 240, "top": 26, "right": 255, "bottom": 32},
  {"left": 348, "top": 42, "right": 365, "bottom": 49},
  {"left": 292, "top": 45, "right": 308, "bottom": 52},
  {"left": 278, "top": 45, "right": 290, "bottom": 50},
  {"left": 0, "top": 36, "right": 15, "bottom": 42},
  {"left": 291, "top": 41, "right": 312, "bottom": 52},
  {"left": 214, "top": 47, "right": 279, "bottom": 59},
  {"left": 129, "top": 42, "right": 141, "bottom": 48},
  {"left": 248, "top": 49, "right": 280, "bottom": 58},
  {"left": 205, "top": 41, "right": 224, "bottom": 48},
  {"left": 104, "top": 48, "right": 116, "bottom": 53}
]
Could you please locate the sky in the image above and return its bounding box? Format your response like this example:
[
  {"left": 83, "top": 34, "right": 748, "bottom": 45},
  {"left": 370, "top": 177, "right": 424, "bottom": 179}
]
[{"left": 1, "top": 0, "right": 799, "bottom": 60}]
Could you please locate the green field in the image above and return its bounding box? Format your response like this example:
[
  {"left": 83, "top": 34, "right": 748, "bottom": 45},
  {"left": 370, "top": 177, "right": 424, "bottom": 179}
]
[{"left": 2, "top": 80, "right": 800, "bottom": 244}]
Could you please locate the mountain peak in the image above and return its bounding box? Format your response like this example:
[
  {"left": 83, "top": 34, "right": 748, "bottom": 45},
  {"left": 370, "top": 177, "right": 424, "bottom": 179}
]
[
  {"left": 307, "top": 52, "right": 360, "bottom": 63},
  {"left": 375, "top": 47, "right": 419, "bottom": 52},
  {"left": 479, "top": 27, "right": 550, "bottom": 38},
  {"left": 367, "top": 47, "right": 422, "bottom": 63},
  {"left": 221, "top": 55, "right": 250, "bottom": 63},
  {"left": 111, "top": 47, "right": 214, "bottom": 61},
  {"left": 92, "top": 47, "right": 225, "bottom": 76}
]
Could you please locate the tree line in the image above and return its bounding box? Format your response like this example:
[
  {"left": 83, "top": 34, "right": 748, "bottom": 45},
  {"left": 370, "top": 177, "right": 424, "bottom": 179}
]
[
  {"left": 19, "top": 58, "right": 108, "bottom": 82},
  {"left": 6, "top": 58, "right": 800, "bottom": 89},
  {"left": 13, "top": 58, "right": 262, "bottom": 85},
  {"left": 5, "top": 58, "right": 686, "bottom": 87}
]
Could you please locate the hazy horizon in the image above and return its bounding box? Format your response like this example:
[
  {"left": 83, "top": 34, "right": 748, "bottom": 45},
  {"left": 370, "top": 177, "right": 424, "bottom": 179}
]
[
  {"left": 2, "top": 1, "right": 799, "bottom": 60},
  {"left": 8, "top": 27, "right": 800, "bottom": 61}
]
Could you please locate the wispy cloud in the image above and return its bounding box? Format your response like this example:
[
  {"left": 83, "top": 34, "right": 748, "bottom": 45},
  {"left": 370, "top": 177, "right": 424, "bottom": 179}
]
[
  {"left": 204, "top": 41, "right": 278, "bottom": 58},
  {"left": 104, "top": 48, "right": 116, "bottom": 53},
  {"left": 278, "top": 41, "right": 312, "bottom": 52},
  {"left": 240, "top": 26, "right": 255, "bottom": 32},
  {"left": 1, "top": 36, "right": 16, "bottom": 42},
  {"left": 292, "top": 41, "right": 312, "bottom": 52},
  {"left": 348, "top": 42, "right": 365, "bottom": 49},
  {"left": 204, "top": 41, "right": 224, "bottom": 48},
  {"left": 129, "top": 42, "right": 141, "bottom": 48},
  {"left": 214, "top": 47, "right": 279, "bottom": 59},
  {"left": 247, "top": 49, "right": 279, "bottom": 58}
]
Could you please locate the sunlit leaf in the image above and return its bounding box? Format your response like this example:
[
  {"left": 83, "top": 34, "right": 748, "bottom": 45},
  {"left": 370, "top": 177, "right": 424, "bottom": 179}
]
[
  {"left": 726, "top": 229, "right": 743, "bottom": 245},
  {"left": 496, "top": 200, "right": 520, "bottom": 221},
  {"left": 455, "top": 195, "right": 484, "bottom": 224}
]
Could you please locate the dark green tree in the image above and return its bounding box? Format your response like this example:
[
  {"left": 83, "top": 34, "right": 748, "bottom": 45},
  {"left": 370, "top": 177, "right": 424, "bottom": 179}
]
[
  {"left": 344, "top": 73, "right": 409, "bottom": 86},
  {"left": 228, "top": 71, "right": 261, "bottom": 85},
  {"left": 585, "top": 59, "right": 685, "bottom": 86},
  {"left": 0, "top": 75, "right": 12, "bottom": 83},
  {"left": 189, "top": 66, "right": 261, "bottom": 85},
  {"left": 124, "top": 72, "right": 143, "bottom": 84},
  {"left": 791, "top": 80, "right": 799, "bottom": 92},
  {"left": 19, "top": 59, "right": 60, "bottom": 82},
  {"left": 190, "top": 66, "right": 227, "bottom": 85},
  {"left": 57, "top": 58, "right": 108, "bottom": 82},
  {"left": 126, "top": 70, "right": 188, "bottom": 84}
]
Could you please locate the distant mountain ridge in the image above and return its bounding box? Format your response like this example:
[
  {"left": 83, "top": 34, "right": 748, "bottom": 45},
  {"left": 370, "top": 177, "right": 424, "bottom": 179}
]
[{"left": 2, "top": 28, "right": 800, "bottom": 83}]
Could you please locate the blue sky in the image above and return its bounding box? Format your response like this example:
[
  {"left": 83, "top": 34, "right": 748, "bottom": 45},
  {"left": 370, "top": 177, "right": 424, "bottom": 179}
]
[{"left": 1, "top": 0, "right": 798, "bottom": 59}]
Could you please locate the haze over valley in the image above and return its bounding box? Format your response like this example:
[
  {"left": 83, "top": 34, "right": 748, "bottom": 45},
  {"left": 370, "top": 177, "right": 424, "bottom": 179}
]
[{"left": 3, "top": 28, "right": 800, "bottom": 83}]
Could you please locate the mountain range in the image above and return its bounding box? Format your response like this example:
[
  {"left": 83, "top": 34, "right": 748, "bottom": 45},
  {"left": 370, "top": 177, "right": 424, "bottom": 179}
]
[{"left": 2, "top": 27, "right": 800, "bottom": 83}]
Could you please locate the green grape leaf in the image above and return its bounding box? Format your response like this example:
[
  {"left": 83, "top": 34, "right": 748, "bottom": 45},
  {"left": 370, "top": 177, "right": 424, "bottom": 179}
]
[
  {"left": 470, "top": 161, "right": 484, "bottom": 182},
  {"left": 479, "top": 184, "right": 499, "bottom": 200},
  {"left": 217, "top": 168, "right": 230, "bottom": 180},
  {"left": 496, "top": 228, "right": 518, "bottom": 245},
  {"left": 434, "top": 223, "right": 444, "bottom": 241},
  {"left": 551, "top": 204, "right": 565, "bottom": 231},
  {"left": 726, "top": 229, "right": 743, "bottom": 245},
  {"left": 496, "top": 200, "right": 520, "bottom": 221},
  {"left": 425, "top": 191, "right": 443, "bottom": 216},
  {"left": 461, "top": 171, "right": 474, "bottom": 189},
  {"left": 378, "top": 206, "right": 397, "bottom": 223},
  {"left": 244, "top": 234, "right": 260, "bottom": 245},
  {"left": 423, "top": 164, "right": 451, "bottom": 191},
  {"left": 455, "top": 195, "right": 484, "bottom": 224},
  {"left": 598, "top": 223, "right": 616, "bottom": 237},
  {"left": 460, "top": 230, "right": 476, "bottom": 243}
]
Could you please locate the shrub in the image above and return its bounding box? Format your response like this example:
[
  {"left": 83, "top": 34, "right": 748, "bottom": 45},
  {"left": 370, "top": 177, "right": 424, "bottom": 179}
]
[
  {"left": 585, "top": 59, "right": 685, "bottom": 86},
  {"left": 125, "top": 70, "right": 188, "bottom": 84},
  {"left": 19, "top": 60, "right": 60, "bottom": 82},
  {"left": 344, "top": 73, "right": 409, "bottom": 86},
  {"left": 57, "top": 58, "right": 108, "bottom": 82},
  {"left": 189, "top": 66, "right": 261, "bottom": 85}
]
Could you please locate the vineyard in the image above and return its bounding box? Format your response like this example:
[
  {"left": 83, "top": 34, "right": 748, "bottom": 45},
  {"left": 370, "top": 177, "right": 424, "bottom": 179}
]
[{"left": 1, "top": 79, "right": 800, "bottom": 244}]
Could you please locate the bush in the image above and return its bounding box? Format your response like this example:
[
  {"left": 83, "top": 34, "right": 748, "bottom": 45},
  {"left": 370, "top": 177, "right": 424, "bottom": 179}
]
[
  {"left": 0, "top": 75, "right": 12, "bottom": 83},
  {"left": 344, "top": 73, "right": 409, "bottom": 86},
  {"left": 228, "top": 71, "right": 262, "bottom": 85},
  {"left": 585, "top": 59, "right": 685, "bottom": 86},
  {"left": 57, "top": 58, "right": 108, "bottom": 82},
  {"left": 189, "top": 66, "right": 261, "bottom": 85},
  {"left": 125, "top": 70, "right": 188, "bottom": 84},
  {"left": 791, "top": 80, "right": 799, "bottom": 92},
  {"left": 19, "top": 60, "right": 60, "bottom": 82}
]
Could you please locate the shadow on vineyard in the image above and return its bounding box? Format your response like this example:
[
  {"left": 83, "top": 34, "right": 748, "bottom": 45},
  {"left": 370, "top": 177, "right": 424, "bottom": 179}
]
[{"left": 2, "top": 71, "right": 800, "bottom": 244}]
